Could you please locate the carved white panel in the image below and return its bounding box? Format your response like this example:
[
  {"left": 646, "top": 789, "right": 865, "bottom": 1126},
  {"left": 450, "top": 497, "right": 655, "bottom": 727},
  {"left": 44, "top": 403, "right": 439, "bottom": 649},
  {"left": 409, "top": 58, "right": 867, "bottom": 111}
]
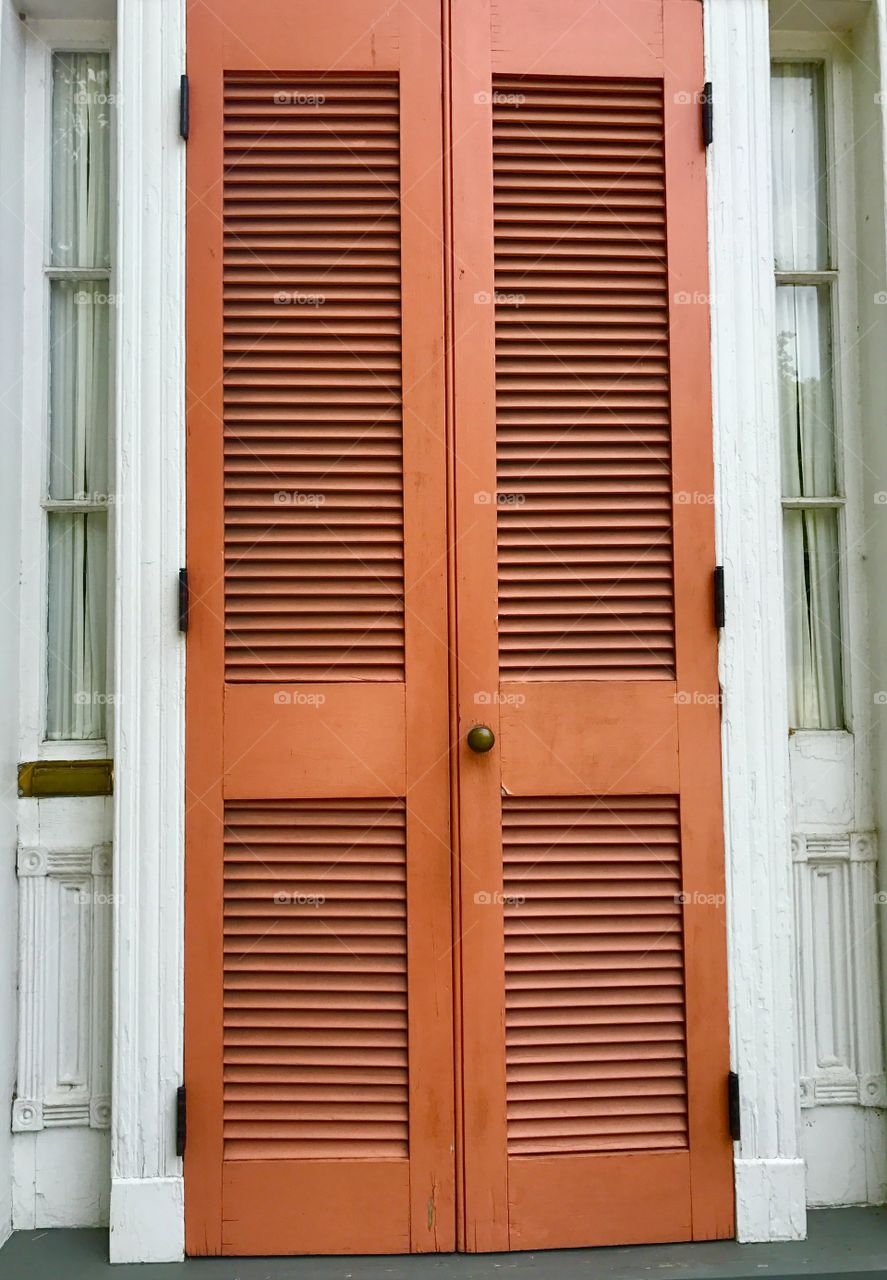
[
  {"left": 13, "top": 845, "right": 112, "bottom": 1132},
  {"left": 793, "top": 833, "right": 886, "bottom": 1109}
]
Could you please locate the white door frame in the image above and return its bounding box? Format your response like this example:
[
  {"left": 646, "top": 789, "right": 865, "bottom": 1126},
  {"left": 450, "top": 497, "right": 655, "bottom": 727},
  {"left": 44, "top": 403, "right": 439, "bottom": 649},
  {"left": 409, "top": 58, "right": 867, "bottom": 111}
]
[
  {"left": 110, "top": 0, "right": 185, "bottom": 1263},
  {"left": 111, "top": 0, "right": 820, "bottom": 1260},
  {"left": 704, "top": 0, "right": 806, "bottom": 1242}
]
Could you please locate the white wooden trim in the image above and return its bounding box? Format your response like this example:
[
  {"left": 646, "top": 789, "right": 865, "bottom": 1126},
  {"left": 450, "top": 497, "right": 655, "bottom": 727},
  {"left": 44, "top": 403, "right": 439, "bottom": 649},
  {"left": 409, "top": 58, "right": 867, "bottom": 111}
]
[
  {"left": 110, "top": 1179, "right": 184, "bottom": 1264},
  {"left": 18, "top": 20, "right": 115, "bottom": 765},
  {"left": 109, "top": 0, "right": 185, "bottom": 1264},
  {"left": 705, "top": 0, "right": 807, "bottom": 1242},
  {"left": 771, "top": 32, "right": 876, "bottom": 839},
  {"left": 0, "top": 0, "right": 28, "bottom": 1243},
  {"left": 12, "top": 842, "right": 113, "bottom": 1134}
]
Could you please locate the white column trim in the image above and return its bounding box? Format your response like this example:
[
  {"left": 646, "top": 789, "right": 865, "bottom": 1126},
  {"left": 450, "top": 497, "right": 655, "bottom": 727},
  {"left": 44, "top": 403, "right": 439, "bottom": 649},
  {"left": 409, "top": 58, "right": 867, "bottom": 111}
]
[
  {"left": 705, "top": 0, "right": 806, "bottom": 1243},
  {"left": 111, "top": 0, "right": 186, "bottom": 1264}
]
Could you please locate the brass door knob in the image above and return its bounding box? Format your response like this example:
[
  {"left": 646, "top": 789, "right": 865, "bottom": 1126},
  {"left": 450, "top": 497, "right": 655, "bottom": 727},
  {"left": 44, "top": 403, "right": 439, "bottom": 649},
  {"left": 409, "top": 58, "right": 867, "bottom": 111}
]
[{"left": 467, "top": 725, "right": 495, "bottom": 753}]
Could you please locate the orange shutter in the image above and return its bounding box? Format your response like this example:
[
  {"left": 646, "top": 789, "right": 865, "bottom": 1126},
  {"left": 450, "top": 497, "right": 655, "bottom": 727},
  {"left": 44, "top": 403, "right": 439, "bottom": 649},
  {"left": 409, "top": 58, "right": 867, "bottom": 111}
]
[
  {"left": 185, "top": 0, "right": 455, "bottom": 1255},
  {"left": 450, "top": 0, "right": 734, "bottom": 1251},
  {"left": 186, "top": 0, "right": 734, "bottom": 1258}
]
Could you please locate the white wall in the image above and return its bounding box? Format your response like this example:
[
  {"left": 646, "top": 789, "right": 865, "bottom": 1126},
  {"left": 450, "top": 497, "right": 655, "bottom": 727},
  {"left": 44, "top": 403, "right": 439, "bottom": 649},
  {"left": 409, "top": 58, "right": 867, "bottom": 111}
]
[
  {"left": 858, "top": 0, "right": 887, "bottom": 1125},
  {"left": 0, "top": 0, "right": 26, "bottom": 1249}
]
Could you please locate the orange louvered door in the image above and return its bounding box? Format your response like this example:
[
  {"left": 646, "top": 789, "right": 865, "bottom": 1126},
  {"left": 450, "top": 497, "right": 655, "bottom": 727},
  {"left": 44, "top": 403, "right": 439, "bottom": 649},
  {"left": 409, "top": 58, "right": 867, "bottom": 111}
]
[
  {"left": 187, "top": 0, "right": 734, "bottom": 1258},
  {"left": 185, "top": 0, "right": 454, "bottom": 1255},
  {"left": 450, "top": 0, "right": 734, "bottom": 1251}
]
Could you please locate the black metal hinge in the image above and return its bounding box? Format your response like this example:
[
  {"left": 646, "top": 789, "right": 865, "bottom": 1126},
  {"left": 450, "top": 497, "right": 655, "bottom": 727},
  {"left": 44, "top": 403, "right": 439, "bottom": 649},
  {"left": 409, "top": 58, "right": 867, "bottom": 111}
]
[
  {"left": 178, "top": 568, "right": 190, "bottom": 633},
  {"left": 179, "top": 73, "right": 190, "bottom": 141},
  {"left": 714, "top": 565, "right": 725, "bottom": 629},
  {"left": 176, "top": 1085, "right": 187, "bottom": 1157},
  {"left": 728, "top": 1071, "right": 741, "bottom": 1141},
  {"left": 701, "top": 81, "right": 713, "bottom": 147}
]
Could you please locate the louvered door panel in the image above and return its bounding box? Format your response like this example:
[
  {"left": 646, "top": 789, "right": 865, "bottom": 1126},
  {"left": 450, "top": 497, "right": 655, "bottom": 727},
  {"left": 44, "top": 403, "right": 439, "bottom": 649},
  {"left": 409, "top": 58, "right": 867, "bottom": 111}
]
[
  {"left": 452, "top": 0, "right": 732, "bottom": 1252},
  {"left": 494, "top": 78, "right": 674, "bottom": 681},
  {"left": 186, "top": 0, "right": 453, "bottom": 1256},
  {"left": 190, "top": 0, "right": 732, "bottom": 1258},
  {"left": 503, "top": 796, "right": 687, "bottom": 1156},
  {"left": 223, "top": 800, "right": 408, "bottom": 1159},
  {"left": 223, "top": 75, "right": 405, "bottom": 683}
]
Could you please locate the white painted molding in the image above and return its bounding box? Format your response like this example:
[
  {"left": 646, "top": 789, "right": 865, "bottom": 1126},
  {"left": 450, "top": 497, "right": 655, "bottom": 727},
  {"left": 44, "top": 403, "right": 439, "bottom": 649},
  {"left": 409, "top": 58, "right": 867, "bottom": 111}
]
[
  {"left": 13, "top": 863, "right": 45, "bottom": 1135},
  {"left": 13, "top": 845, "right": 112, "bottom": 1135},
  {"left": 734, "top": 1159, "right": 807, "bottom": 1243},
  {"left": 705, "top": 0, "right": 806, "bottom": 1242},
  {"left": 110, "top": 1178, "right": 185, "bottom": 1266},
  {"left": 793, "top": 833, "right": 886, "bottom": 1109},
  {"left": 110, "top": 0, "right": 186, "bottom": 1264}
]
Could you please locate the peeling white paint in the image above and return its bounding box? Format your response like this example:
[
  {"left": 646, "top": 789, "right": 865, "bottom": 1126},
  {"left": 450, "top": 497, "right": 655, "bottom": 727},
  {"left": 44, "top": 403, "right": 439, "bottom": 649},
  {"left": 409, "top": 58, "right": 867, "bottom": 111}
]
[{"left": 706, "top": 0, "right": 807, "bottom": 1242}]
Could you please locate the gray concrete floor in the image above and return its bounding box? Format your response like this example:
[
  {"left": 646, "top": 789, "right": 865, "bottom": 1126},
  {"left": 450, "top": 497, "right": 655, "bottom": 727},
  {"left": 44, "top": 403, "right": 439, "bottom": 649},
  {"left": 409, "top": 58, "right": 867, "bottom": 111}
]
[{"left": 1, "top": 1208, "right": 887, "bottom": 1279}]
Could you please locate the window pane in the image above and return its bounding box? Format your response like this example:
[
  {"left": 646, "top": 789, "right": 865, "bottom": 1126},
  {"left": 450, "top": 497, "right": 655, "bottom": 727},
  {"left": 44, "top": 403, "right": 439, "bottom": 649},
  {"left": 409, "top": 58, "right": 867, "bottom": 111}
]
[
  {"left": 48, "top": 280, "right": 110, "bottom": 501},
  {"left": 771, "top": 62, "right": 829, "bottom": 271},
  {"left": 46, "top": 512, "right": 108, "bottom": 740},
  {"left": 776, "top": 284, "right": 836, "bottom": 498},
  {"left": 783, "top": 507, "right": 843, "bottom": 729},
  {"left": 51, "top": 52, "right": 111, "bottom": 269}
]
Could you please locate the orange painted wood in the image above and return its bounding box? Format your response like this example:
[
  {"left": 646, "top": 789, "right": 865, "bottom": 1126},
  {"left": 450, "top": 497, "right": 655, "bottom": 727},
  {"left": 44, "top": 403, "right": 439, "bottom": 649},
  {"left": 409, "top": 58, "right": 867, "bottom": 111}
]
[
  {"left": 489, "top": 1, "right": 665, "bottom": 79},
  {"left": 499, "top": 683, "right": 679, "bottom": 796},
  {"left": 397, "top": 1, "right": 459, "bottom": 1248},
  {"left": 185, "top": 0, "right": 454, "bottom": 1256},
  {"left": 222, "top": 1161, "right": 410, "bottom": 1255},
  {"left": 451, "top": 0, "right": 734, "bottom": 1252},
  {"left": 223, "top": 684, "right": 405, "bottom": 799},
  {"left": 449, "top": 0, "right": 510, "bottom": 1252},
  {"left": 508, "top": 1151, "right": 692, "bottom": 1249},
  {"left": 502, "top": 796, "right": 690, "bottom": 1158},
  {"left": 663, "top": 0, "right": 735, "bottom": 1241},
  {"left": 188, "top": 0, "right": 733, "bottom": 1257}
]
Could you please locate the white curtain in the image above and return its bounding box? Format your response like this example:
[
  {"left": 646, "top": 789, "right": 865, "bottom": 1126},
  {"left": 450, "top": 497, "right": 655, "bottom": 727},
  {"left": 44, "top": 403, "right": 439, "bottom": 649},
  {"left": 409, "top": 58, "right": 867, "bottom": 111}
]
[
  {"left": 51, "top": 53, "right": 111, "bottom": 269},
  {"left": 49, "top": 282, "right": 110, "bottom": 500},
  {"left": 783, "top": 509, "right": 843, "bottom": 730},
  {"left": 47, "top": 513, "right": 108, "bottom": 740},
  {"left": 45, "top": 53, "right": 111, "bottom": 741},
  {"left": 777, "top": 285, "right": 835, "bottom": 498},
  {"left": 771, "top": 62, "right": 828, "bottom": 272},
  {"left": 776, "top": 284, "right": 843, "bottom": 729}
]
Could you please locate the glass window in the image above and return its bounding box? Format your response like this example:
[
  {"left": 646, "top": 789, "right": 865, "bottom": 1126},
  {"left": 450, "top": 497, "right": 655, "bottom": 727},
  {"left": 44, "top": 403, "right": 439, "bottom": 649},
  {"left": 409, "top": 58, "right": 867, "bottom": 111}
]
[
  {"left": 48, "top": 281, "right": 111, "bottom": 502},
  {"left": 772, "top": 61, "right": 844, "bottom": 731},
  {"left": 45, "top": 52, "right": 112, "bottom": 741},
  {"left": 776, "top": 284, "right": 836, "bottom": 499},
  {"left": 782, "top": 508, "right": 843, "bottom": 730},
  {"left": 47, "top": 512, "right": 108, "bottom": 740},
  {"left": 771, "top": 62, "right": 829, "bottom": 272},
  {"left": 50, "top": 52, "right": 112, "bottom": 270}
]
